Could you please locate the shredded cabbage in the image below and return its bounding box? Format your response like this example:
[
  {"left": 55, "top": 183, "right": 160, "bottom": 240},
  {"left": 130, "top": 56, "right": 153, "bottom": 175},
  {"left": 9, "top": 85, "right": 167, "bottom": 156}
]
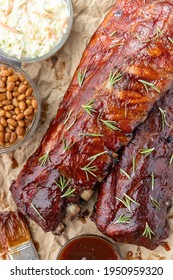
[{"left": 0, "top": 0, "right": 70, "bottom": 58}]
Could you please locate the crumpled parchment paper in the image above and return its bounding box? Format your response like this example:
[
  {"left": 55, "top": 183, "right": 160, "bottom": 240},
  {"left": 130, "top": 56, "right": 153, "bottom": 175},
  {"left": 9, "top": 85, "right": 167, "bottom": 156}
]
[{"left": 0, "top": 0, "right": 173, "bottom": 260}]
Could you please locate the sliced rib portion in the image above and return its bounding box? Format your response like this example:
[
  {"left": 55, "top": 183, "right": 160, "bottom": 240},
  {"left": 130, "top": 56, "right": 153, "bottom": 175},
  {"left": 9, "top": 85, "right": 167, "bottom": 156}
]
[
  {"left": 11, "top": 0, "right": 173, "bottom": 232},
  {"left": 92, "top": 87, "right": 173, "bottom": 250}
]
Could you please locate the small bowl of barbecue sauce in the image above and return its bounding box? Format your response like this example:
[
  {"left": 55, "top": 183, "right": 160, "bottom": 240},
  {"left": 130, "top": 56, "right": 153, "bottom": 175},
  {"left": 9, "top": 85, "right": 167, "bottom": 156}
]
[{"left": 57, "top": 234, "right": 121, "bottom": 260}]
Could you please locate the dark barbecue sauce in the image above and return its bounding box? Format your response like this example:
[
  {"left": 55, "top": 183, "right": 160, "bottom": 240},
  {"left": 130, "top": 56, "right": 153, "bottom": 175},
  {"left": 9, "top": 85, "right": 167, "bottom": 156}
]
[{"left": 57, "top": 235, "right": 121, "bottom": 260}]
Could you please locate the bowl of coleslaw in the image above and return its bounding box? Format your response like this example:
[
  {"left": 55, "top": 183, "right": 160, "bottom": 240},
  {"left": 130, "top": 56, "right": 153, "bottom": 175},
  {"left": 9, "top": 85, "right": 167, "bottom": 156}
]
[{"left": 0, "top": 0, "right": 73, "bottom": 63}]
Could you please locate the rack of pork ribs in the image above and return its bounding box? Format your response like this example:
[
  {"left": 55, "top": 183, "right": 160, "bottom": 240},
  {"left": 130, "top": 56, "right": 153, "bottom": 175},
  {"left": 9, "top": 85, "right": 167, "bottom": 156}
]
[{"left": 10, "top": 0, "right": 173, "bottom": 250}]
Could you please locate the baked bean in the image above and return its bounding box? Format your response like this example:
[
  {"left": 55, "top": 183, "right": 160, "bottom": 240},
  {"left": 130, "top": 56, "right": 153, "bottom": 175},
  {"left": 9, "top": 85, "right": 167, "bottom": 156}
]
[
  {"left": 8, "top": 68, "right": 14, "bottom": 76},
  {"left": 16, "top": 81, "right": 20, "bottom": 86},
  {"left": 15, "top": 108, "right": 21, "bottom": 115},
  {"left": 8, "top": 74, "right": 18, "bottom": 82},
  {"left": 7, "top": 82, "right": 15, "bottom": 91},
  {"left": 6, "top": 91, "right": 13, "bottom": 100},
  {"left": 0, "top": 94, "right": 5, "bottom": 101},
  {"left": 19, "top": 101, "right": 26, "bottom": 111},
  {"left": 0, "top": 66, "right": 7, "bottom": 71},
  {"left": 18, "top": 93, "right": 25, "bottom": 101},
  {"left": 0, "top": 81, "right": 5, "bottom": 88},
  {"left": 16, "top": 126, "right": 25, "bottom": 136},
  {"left": 0, "top": 132, "right": 5, "bottom": 144},
  {"left": 0, "top": 110, "right": 5, "bottom": 117},
  {"left": 18, "top": 84, "right": 27, "bottom": 93},
  {"left": 0, "top": 101, "right": 3, "bottom": 107},
  {"left": 26, "top": 99, "right": 31, "bottom": 105},
  {"left": 0, "top": 70, "right": 10, "bottom": 77},
  {"left": 5, "top": 132, "right": 11, "bottom": 142},
  {"left": 1, "top": 118, "right": 7, "bottom": 127},
  {"left": 13, "top": 91, "right": 20, "bottom": 97},
  {"left": 7, "top": 118, "right": 17, "bottom": 127},
  {"left": 16, "top": 113, "right": 24, "bottom": 121},
  {"left": 32, "top": 99, "right": 38, "bottom": 109},
  {"left": 12, "top": 98, "right": 19, "bottom": 107},
  {"left": 3, "top": 100, "right": 11, "bottom": 105},
  {"left": 24, "top": 107, "right": 33, "bottom": 116},
  {"left": 4, "top": 105, "right": 14, "bottom": 111},
  {"left": 18, "top": 120, "right": 25, "bottom": 127},
  {"left": 5, "top": 112, "right": 12, "bottom": 118},
  {"left": 13, "top": 86, "right": 19, "bottom": 91},
  {"left": 5, "top": 127, "right": 12, "bottom": 133},
  {"left": 18, "top": 74, "right": 25, "bottom": 82},
  {"left": 8, "top": 124, "right": 15, "bottom": 130},
  {"left": 0, "top": 88, "right": 7, "bottom": 93},
  {"left": 0, "top": 124, "right": 4, "bottom": 132},
  {"left": 26, "top": 87, "right": 33, "bottom": 96},
  {"left": 10, "top": 132, "right": 17, "bottom": 143}
]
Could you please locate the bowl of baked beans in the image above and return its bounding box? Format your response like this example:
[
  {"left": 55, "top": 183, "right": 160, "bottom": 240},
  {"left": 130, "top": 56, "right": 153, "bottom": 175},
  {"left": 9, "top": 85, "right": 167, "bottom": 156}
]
[{"left": 0, "top": 62, "right": 41, "bottom": 153}]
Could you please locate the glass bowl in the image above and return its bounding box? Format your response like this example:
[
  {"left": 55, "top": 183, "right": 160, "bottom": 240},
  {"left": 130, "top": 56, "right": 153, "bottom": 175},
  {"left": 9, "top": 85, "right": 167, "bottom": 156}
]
[
  {"left": 57, "top": 234, "right": 122, "bottom": 260},
  {"left": 0, "top": 0, "right": 73, "bottom": 63},
  {"left": 0, "top": 61, "right": 41, "bottom": 154}
]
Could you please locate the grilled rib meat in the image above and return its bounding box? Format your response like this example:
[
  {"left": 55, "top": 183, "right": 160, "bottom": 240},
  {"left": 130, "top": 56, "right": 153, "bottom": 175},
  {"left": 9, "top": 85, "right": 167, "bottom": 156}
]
[
  {"left": 92, "top": 87, "right": 173, "bottom": 250},
  {"left": 11, "top": 0, "right": 173, "bottom": 232}
]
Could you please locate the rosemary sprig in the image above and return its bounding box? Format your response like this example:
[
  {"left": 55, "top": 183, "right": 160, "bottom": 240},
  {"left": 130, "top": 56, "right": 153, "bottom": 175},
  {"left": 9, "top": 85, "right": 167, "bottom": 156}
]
[
  {"left": 55, "top": 176, "right": 75, "bottom": 198},
  {"left": 30, "top": 203, "right": 45, "bottom": 222},
  {"left": 55, "top": 175, "right": 70, "bottom": 191},
  {"left": 142, "top": 222, "right": 155, "bottom": 239},
  {"left": 101, "top": 119, "right": 122, "bottom": 131},
  {"left": 116, "top": 193, "right": 140, "bottom": 213},
  {"left": 64, "top": 110, "right": 73, "bottom": 125},
  {"left": 107, "top": 69, "right": 122, "bottom": 88},
  {"left": 78, "top": 68, "right": 87, "bottom": 87},
  {"left": 139, "top": 147, "right": 155, "bottom": 157},
  {"left": 159, "top": 107, "right": 172, "bottom": 130},
  {"left": 120, "top": 168, "right": 131, "bottom": 180},
  {"left": 109, "top": 43, "right": 124, "bottom": 49},
  {"left": 82, "top": 99, "right": 96, "bottom": 116},
  {"left": 62, "top": 138, "right": 74, "bottom": 152},
  {"left": 81, "top": 159, "right": 98, "bottom": 180},
  {"left": 132, "top": 156, "right": 136, "bottom": 174},
  {"left": 135, "top": 27, "right": 162, "bottom": 43},
  {"left": 138, "top": 79, "right": 160, "bottom": 93},
  {"left": 109, "top": 30, "right": 117, "bottom": 36},
  {"left": 88, "top": 151, "right": 108, "bottom": 161},
  {"left": 79, "top": 133, "right": 103, "bottom": 137},
  {"left": 38, "top": 152, "right": 50, "bottom": 166},
  {"left": 169, "top": 153, "right": 173, "bottom": 165},
  {"left": 150, "top": 196, "right": 160, "bottom": 210},
  {"left": 151, "top": 172, "right": 155, "bottom": 191},
  {"left": 114, "top": 214, "right": 131, "bottom": 224},
  {"left": 65, "top": 116, "right": 76, "bottom": 131},
  {"left": 168, "top": 37, "right": 173, "bottom": 44},
  {"left": 61, "top": 187, "right": 75, "bottom": 198}
]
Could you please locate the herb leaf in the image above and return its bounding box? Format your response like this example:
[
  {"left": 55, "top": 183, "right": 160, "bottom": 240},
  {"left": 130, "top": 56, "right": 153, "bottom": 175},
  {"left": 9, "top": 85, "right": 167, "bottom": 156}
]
[
  {"left": 139, "top": 147, "right": 155, "bottom": 157},
  {"left": 31, "top": 203, "right": 45, "bottom": 222},
  {"left": 62, "top": 138, "right": 74, "bottom": 152},
  {"left": 139, "top": 79, "right": 160, "bottom": 93},
  {"left": 65, "top": 116, "right": 76, "bottom": 131},
  {"left": 55, "top": 176, "right": 75, "bottom": 198},
  {"left": 81, "top": 159, "right": 98, "bottom": 180},
  {"left": 120, "top": 168, "right": 131, "bottom": 180},
  {"left": 150, "top": 196, "right": 160, "bottom": 210},
  {"left": 169, "top": 153, "right": 173, "bottom": 165},
  {"left": 78, "top": 68, "right": 87, "bottom": 87},
  {"left": 101, "top": 119, "right": 121, "bottom": 131},
  {"left": 82, "top": 99, "right": 96, "bottom": 116},
  {"left": 159, "top": 107, "right": 172, "bottom": 130},
  {"left": 88, "top": 151, "right": 108, "bottom": 161},
  {"left": 151, "top": 172, "right": 155, "bottom": 191},
  {"left": 116, "top": 193, "right": 140, "bottom": 213},
  {"left": 79, "top": 133, "right": 103, "bottom": 137},
  {"left": 64, "top": 110, "right": 73, "bottom": 125},
  {"left": 38, "top": 152, "right": 50, "bottom": 166},
  {"left": 107, "top": 69, "right": 122, "bottom": 88},
  {"left": 142, "top": 222, "right": 155, "bottom": 239},
  {"left": 115, "top": 214, "right": 131, "bottom": 224},
  {"left": 168, "top": 37, "right": 173, "bottom": 44}
]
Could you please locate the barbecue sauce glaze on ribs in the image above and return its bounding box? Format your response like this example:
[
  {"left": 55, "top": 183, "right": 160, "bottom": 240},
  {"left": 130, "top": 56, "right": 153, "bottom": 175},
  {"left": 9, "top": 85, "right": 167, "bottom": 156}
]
[
  {"left": 92, "top": 87, "right": 173, "bottom": 250},
  {"left": 11, "top": 0, "right": 173, "bottom": 234}
]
